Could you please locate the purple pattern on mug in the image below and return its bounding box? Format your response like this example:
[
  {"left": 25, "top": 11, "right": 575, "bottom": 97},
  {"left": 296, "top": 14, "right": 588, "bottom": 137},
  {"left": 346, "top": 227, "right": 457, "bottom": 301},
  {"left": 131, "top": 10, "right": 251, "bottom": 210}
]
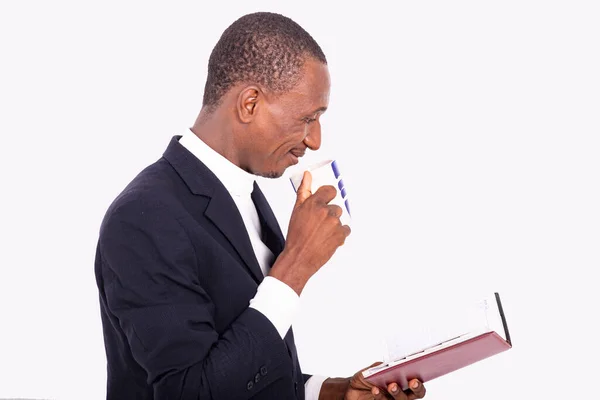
[{"left": 331, "top": 160, "right": 341, "bottom": 178}]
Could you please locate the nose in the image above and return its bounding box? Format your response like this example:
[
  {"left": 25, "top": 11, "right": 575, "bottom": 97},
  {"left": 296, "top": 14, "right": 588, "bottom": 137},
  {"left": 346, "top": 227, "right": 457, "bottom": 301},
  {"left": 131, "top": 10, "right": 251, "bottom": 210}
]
[{"left": 303, "top": 121, "right": 322, "bottom": 151}]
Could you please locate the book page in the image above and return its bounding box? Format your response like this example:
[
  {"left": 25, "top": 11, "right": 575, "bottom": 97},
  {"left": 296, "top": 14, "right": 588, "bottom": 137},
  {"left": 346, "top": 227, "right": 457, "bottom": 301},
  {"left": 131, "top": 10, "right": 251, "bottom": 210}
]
[
  {"left": 381, "top": 293, "right": 500, "bottom": 363},
  {"left": 363, "top": 329, "right": 488, "bottom": 378}
]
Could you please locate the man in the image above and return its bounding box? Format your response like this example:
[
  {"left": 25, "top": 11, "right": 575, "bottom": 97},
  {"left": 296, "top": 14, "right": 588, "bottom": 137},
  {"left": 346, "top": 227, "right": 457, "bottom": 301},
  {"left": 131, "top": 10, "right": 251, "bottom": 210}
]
[{"left": 95, "top": 11, "right": 426, "bottom": 400}]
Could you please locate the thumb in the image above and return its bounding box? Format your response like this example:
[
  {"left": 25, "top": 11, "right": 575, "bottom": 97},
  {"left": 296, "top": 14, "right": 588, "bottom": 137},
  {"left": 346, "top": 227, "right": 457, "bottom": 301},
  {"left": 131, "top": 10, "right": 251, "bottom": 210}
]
[{"left": 294, "top": 171, "right": 312, "bottom": 208}]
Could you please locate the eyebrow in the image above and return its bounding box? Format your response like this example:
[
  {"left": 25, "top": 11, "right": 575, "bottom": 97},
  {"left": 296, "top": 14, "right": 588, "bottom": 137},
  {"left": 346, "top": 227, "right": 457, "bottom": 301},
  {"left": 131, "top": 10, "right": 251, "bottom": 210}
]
[{"left": 308, "top": 106, "right": 328, "bottom": 115}]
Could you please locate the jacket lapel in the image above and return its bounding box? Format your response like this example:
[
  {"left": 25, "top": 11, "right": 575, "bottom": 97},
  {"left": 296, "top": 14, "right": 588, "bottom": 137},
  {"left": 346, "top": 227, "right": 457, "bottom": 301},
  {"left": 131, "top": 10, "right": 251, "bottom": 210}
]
[
  {"left": 162, "top": 136, "right": 264, "bottom": 283},
  {"left": 204, "top": 188, "right": 264, "bottom": 282}
]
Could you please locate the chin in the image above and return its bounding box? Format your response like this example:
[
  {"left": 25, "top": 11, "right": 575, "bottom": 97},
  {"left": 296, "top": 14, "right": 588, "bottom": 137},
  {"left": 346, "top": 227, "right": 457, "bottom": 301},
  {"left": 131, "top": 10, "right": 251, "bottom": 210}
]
[
  {"left": 257, "top": 170, "right": 284, "bottom": 179},
  {"left": 250, "top": 161, "right": 286, "bottom": 179},
  {"left": 254, "top": 165, "right": 285, "bottom": 179}
]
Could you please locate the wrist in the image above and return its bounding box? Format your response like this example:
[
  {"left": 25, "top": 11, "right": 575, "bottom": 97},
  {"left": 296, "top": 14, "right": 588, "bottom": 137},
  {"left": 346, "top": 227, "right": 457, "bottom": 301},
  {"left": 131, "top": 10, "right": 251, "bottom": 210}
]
[
  {"left": 269, "top": 250, "right": 307, "bottom": 296},
  {"left": 318, "top": 377, "right": 350, "bottom": 400}
]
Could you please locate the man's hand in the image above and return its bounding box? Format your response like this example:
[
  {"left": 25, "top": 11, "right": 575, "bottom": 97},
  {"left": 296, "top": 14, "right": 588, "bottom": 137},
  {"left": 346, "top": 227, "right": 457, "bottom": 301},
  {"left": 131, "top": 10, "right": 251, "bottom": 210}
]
[
  {"left": 270, "top": 171, "right": 351, "bottom": 295},
  {"left": 344, "top": 362, "right": 426, "bottom": 400}
]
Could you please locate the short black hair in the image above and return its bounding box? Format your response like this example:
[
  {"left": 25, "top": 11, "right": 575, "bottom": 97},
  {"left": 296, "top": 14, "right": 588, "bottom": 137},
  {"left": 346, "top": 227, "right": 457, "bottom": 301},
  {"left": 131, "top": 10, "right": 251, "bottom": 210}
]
[{"left": 202, "top": 12, "right": 327, "bottom": 109}]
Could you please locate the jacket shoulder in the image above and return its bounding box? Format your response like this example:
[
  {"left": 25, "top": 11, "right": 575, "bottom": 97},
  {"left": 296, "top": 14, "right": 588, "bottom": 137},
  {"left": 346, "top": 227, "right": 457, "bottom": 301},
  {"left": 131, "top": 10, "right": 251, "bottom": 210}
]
[{"left": 99, "top": 158, "right": 185, "bottom": 231}]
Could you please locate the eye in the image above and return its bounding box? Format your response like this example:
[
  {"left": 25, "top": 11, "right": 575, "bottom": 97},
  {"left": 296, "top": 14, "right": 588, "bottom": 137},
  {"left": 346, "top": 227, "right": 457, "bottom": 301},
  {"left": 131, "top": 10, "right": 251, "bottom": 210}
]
[{"left": 302, "top": 117, "right": 317, "bottom": 124}]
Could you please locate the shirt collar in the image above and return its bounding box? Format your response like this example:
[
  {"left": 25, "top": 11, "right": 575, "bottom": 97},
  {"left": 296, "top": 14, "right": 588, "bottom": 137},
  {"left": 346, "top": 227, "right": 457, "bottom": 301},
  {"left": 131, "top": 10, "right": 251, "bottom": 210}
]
[{"left": 179, "top": 128, "right": 255, "bottom": 197}]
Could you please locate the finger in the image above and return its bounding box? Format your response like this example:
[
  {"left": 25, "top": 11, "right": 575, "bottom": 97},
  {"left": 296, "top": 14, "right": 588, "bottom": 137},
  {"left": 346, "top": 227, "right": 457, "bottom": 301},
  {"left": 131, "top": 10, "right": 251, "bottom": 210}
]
[
  {"left": 355, "top": 361, "right": 384, "bottom": 388},
  {"left": 371, "top": 386, "right": 389, "bottom": 399},
  {"left": 336, "top": 225, "right": 351, "bottom": 246},
  {"left": 294, "top": 171, "right": 312, "bottom": 207},
  {"left": 366, "top": 361, "right": 384, "bottom": 369},
  {"left": 405, "top": 380, "right": 426, "bottom": 400},
  {"left": 387, "top": 382, "right": 408, "bottom": 400},
  {"left": 341, "top": 224, "right": 351, "bottom": 238},
  {"left": 327, "top": 204, "right": 343, "bottom": 218},
  {"left": 312, "top": 185, "right": 337, "bottom": 204}
]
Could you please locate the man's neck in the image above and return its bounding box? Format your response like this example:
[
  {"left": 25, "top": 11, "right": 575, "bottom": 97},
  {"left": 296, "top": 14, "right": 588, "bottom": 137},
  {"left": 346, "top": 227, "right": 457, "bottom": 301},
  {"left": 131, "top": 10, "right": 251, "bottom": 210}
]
[{"left": 191, "top": 108, "right": 242, "bottom": 169}]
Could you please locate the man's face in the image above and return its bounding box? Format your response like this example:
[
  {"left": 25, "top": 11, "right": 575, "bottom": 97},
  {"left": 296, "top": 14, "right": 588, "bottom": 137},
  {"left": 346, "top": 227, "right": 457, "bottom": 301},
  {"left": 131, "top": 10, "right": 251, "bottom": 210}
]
[{"left": 244, "top": 59, "right": 331, "bottom": 178}]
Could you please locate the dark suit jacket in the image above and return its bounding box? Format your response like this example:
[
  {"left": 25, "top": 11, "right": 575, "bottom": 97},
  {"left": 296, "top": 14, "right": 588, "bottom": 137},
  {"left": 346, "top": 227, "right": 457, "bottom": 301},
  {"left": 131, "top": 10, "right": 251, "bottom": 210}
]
[{"left": 95, "top": 136, "right": 309, "bottom": 399}]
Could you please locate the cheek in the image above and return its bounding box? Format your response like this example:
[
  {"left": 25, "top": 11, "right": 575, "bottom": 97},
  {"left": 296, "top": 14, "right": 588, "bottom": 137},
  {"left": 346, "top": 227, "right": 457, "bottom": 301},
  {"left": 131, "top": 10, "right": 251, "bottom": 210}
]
[
  {"left": 279, "top": 131, "right": 307, "bottom": 156},
  {"left": 286, "top": 118, "right": 310, "bottom": 139},
  {"left": 269, "top": 120, "right": 306, "bottom": 151}
]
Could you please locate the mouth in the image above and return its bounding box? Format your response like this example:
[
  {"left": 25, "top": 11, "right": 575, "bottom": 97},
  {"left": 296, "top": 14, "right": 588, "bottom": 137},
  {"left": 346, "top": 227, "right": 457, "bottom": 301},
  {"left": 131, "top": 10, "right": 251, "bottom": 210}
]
[
  {"left": 289, "top": 149, "right": 306, "bottom": 158},
  {"left": 287, "top": 151, "right": 300, "bottom": 165},
  {"left": 286, "top": 148, "right": 306, "bottom": 166},
  {"left": 288, "top": 149, "right": 306, "bottom": 165}
]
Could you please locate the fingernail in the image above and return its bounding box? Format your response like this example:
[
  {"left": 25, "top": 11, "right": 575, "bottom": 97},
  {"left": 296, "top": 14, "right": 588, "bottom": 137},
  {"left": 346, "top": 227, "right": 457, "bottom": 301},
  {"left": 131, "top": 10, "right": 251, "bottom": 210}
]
[
  {"left": 373, "top": 388, "right": 380, "bottom": 395},
  {"left": 390, "top": 384, "right": 398, "bottom": 393},
  {"left": 411, "top": 380, "right": 420, "bottom": 389}
]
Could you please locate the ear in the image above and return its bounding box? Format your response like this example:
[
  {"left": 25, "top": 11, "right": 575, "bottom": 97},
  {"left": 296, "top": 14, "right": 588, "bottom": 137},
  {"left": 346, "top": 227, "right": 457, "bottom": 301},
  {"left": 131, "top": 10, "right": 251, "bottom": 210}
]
[{"left": 236, "top": 86, "right": 262, "bottom": 123}]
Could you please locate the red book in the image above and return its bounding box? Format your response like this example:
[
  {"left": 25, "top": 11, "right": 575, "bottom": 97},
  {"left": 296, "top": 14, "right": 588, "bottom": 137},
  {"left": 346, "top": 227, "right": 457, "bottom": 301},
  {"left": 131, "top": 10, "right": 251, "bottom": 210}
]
[{"left": 363, "top": 293, "right": 512, "bottom": 390}]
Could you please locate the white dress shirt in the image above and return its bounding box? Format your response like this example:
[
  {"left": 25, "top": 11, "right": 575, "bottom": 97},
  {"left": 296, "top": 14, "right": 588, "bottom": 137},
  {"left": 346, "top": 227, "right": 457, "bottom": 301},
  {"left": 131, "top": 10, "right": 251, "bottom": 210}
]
[{"left": 179, "top": 129, "right": 327, "bottom": 399}]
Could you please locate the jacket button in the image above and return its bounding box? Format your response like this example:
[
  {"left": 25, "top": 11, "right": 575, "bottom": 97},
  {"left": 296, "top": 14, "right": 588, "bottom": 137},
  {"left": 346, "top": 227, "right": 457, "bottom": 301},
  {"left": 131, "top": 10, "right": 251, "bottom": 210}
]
[
  {"left": 254, "top": 373, "right": 261, "bottom": 383},
  {"left": 247, "top": 381, "right": 254, "bottom": 390},
  {"left": 260, "top": 366, "right": 268, "bottom": 376}
]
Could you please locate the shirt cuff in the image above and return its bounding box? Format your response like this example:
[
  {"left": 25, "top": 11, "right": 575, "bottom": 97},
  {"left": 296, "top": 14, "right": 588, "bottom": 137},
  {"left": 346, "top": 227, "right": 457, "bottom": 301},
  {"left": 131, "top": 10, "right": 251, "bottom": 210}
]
[
  {"left": 305, "top": 375, "right": 329, "bottom": 400},
  {"left": 249, "top": 276, "right": 300, "bottom": 339}
]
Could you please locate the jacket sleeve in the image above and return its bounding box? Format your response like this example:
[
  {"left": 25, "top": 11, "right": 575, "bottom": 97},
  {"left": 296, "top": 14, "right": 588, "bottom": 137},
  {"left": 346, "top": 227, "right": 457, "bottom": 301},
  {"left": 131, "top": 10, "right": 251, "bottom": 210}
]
[{"left": 98, "top": 200, "right": 292, "bottom": 399}]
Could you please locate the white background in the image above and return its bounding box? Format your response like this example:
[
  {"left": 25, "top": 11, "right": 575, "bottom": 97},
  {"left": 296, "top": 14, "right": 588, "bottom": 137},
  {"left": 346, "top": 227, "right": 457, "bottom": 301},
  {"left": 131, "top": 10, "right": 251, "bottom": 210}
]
[{"left": 1, "top": 1, "right": 598, "bottom": 399}]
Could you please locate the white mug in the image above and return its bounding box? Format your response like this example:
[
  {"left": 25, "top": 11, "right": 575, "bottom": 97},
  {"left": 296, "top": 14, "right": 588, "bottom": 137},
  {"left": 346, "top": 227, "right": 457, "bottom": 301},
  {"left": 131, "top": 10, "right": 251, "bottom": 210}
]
[{"left": 289, "top": 159, "right": 351, "bottom": 226}]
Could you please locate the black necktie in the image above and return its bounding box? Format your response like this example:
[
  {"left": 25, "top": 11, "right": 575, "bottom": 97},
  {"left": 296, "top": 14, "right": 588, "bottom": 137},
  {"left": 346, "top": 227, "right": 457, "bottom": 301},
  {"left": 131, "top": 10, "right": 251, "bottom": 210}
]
[
  {"left": 250, "top": 182, "right": 285, "bottom": 261},
  {"left": 251, "top": 183, "right": 300, "bottom": 373}
]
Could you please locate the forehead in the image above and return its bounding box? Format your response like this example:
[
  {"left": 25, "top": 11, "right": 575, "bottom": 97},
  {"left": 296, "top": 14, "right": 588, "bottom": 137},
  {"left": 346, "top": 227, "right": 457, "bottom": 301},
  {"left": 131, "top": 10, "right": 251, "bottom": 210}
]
[{"left": 285, "top": 59, "right": 330, "bottom": 110}]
